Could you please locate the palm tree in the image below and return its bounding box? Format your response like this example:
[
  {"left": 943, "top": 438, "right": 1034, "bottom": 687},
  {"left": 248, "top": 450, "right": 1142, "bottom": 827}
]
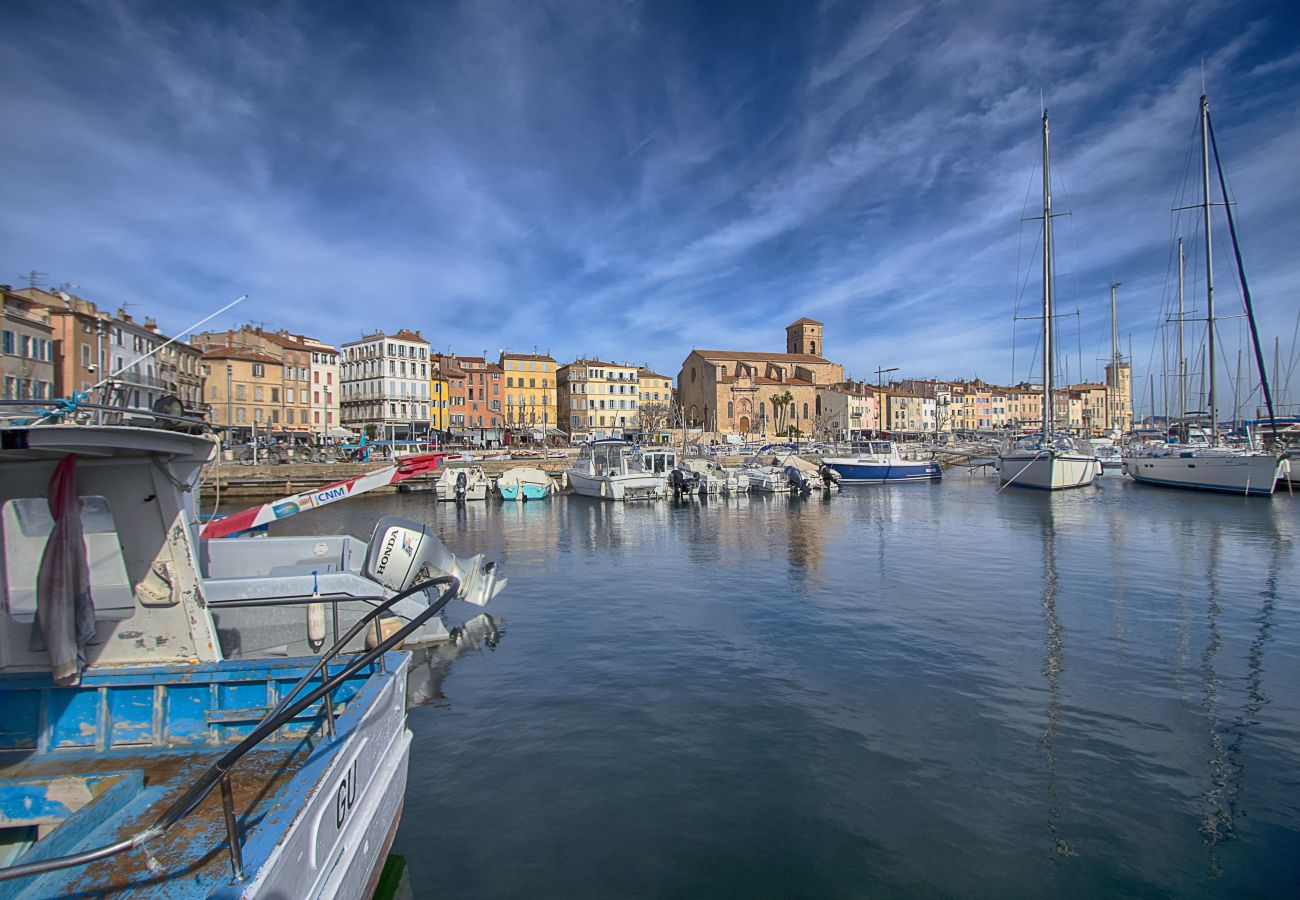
[{"left": 771, "top": 390, "right": 794, "bottom": 436}]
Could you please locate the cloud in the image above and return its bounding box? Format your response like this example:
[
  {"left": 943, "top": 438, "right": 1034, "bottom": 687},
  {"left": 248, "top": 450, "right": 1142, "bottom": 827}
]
[{"left": 1, "top": 0, "right": 1297, "bottom": 405}]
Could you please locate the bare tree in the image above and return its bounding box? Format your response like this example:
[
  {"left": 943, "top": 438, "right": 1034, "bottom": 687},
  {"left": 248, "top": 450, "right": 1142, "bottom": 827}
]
[{"left": 638, "top": 401, "right": 672, "bottom": 434}]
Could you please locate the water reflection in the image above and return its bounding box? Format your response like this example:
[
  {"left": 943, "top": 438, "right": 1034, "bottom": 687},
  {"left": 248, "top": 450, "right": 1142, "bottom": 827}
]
[
  {"left": 406, "top": 613, "right": 506, "bottom": 708},
  {"left": 1037, "top": 499, "right": 1076, "bottom": 860}
]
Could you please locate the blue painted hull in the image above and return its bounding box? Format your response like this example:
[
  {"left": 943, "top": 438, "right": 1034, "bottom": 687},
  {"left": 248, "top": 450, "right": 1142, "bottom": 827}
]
[
  {"left": 499, "top": 484, "right": 550, "bottom": 501},
  {"left": 824, "top": 461, "right": 941, "bottom": 484}
]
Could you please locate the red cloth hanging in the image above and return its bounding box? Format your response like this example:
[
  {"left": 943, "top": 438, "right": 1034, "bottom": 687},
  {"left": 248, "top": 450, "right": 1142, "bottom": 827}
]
[{"left": 34, "top": 454, "right": 96, "bottom": 684}]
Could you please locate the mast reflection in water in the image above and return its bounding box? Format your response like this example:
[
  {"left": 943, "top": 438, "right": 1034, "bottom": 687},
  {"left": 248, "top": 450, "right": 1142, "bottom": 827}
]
[{"left": 247, "top": 479, "right": 1299, "bottom": 897}]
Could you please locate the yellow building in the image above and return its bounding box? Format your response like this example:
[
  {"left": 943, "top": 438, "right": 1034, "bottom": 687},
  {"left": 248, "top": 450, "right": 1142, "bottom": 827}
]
[
  {"left": 557, "top": 359, "right": 640, "bottom": 439},
  {"left": 500, "top": 352, "right": 557, "bottom": 430},
  {"left": 199, "top": 347, "right": 286, "bottom": 439},
  {"left": 637, "top": 367, "right": 673, "bottom": 405},
  {"left": 429, "top": 369, "right": 449, "bottom": 432}
]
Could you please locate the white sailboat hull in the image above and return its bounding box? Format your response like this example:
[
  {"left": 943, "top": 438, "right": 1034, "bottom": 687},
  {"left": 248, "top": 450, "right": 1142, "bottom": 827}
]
[
  {"left": 996, "top": 451, "right": 1099, "bottom": 490},
  {"left": 1121, "top": 452, "right": 1288, "bottom": 497}
]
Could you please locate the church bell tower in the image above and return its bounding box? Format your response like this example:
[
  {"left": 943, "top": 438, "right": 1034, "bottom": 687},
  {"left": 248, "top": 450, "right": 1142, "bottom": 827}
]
[{"left": 786, "top": 317, "right": 824, "bottom": 357}]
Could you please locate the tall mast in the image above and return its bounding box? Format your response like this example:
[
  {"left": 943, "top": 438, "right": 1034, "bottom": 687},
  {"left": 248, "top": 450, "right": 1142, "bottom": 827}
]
[
  {"left": 1177, "top": 237, "right": 1186, "bottom": 426},
  {"left": 1109, "top": 282, "right": 1120, "bottom": 431},
  {"left": 1200, "top": 94, "right": 1217, "bottom": 442},
  {"left": 1042, "top": 111, "right": 1054, "bottom": 436}
]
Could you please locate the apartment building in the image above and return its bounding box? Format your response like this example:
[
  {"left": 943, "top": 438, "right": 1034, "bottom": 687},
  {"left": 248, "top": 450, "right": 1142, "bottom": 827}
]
[
  {"left": 558, "top": 359, "right": 640, "bottom": 440},
  {"left": 340, "top": 330, "right": 431, "bottom": 439},
  {"left": 500, "top": 351, "right": 557, "bottom": 430},
  {"left": 199, "top": 347, "right": 285, "bottom": 437},
  {"left": 0, "top": 287, "right": 55, "bottom": 402}
]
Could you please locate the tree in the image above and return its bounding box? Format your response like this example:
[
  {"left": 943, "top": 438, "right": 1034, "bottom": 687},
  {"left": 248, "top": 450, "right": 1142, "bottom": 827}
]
[
  {"left": 638, "top": 401, "right": 672, "bottom": 434},
  {"left": 770, "top": 390, "right": 794, "bottom": 436}
]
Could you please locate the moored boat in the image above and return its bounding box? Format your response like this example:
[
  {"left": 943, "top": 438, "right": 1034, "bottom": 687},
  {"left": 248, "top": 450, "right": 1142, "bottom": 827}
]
[
  {"left": 822, "top": 440, "right": 941, "bottom": 483},
  {"left": 566, "top": 439, "right": 664, "bottom": 501},
  {"left": 1120, "top": 95, "right": 1289, "bottom": 497},
  {"left": 434, "top": 464, "right": 489, "bottom": 502},
  {"left": 996, "top": 110, "right": 1099, "bottom": 492},
  {"left": 497, "top": 465, "right": 553, "bottom": 501}
]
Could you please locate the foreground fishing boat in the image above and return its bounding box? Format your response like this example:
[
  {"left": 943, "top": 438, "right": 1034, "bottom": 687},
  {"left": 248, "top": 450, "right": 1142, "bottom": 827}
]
[
  {"left": 566, "top": 439, "right": 663, "bottom": 501},
  {"left": 996, "top": 110, "right": 1099, "bottom": 491},
  {"left": 1121, "top": 95, "right": 1289, "bottom": 496},
  {"left": 822, "top": 440, "right": 941, "bottom": 483},
  {"left": 0, "top": 422, "right": 504, "bottom": 896}
]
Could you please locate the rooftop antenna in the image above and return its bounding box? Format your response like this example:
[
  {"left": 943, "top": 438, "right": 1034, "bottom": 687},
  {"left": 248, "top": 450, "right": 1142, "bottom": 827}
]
[{"left": 21, "top": 271, "right": 49, "bottom": 289}]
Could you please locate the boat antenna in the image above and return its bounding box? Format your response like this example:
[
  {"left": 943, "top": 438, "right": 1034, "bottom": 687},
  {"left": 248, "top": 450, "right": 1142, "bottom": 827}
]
[{"left": 90, "top": 294, "right": 249, "bottom": 394}]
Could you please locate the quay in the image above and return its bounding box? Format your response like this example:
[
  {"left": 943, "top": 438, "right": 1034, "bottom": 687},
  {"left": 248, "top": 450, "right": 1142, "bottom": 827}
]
[{"left": 200, "top": 444, "right": 982, "bottom": 500}]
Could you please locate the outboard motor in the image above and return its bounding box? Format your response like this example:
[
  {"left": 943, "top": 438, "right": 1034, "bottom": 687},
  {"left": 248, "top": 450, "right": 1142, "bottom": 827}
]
[
  {"left": 784, "top": 464, "right": 812, "bottom": 494},
  {"left": 818, "top": 464, "right": 842, "bottom": 490},
  {"left": 455, "top": 469, "right": 469, "bottom": 502},
  {"left": 667, "top": 468, "right": 700, "bottom": 498},
  {"left": 364, "top": 516, "right": 507, "bottom": 607}
]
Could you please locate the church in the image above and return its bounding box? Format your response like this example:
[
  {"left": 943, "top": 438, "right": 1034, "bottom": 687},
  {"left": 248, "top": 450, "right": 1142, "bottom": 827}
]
[{"left": 675, "top": 318, "right": 845, "bottom": 436}]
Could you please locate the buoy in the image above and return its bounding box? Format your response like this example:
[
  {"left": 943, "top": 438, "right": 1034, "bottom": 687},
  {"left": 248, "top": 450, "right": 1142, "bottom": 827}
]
[{"left": 307, "top": 569, "right": 325, "bottom": 652}]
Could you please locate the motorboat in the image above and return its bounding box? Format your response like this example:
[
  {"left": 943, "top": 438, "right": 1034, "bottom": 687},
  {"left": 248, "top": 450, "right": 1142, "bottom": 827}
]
[
  {"left": 668, "top": 457, "right": 748, "bottom": 497},
  {"left": 434, "top": 464, "right": 489, "bottom": 502},
  {"left": 497, "top": 465, "right": 553, "bottom": 501},
  {"left": 743, "top": 444, "right": 795, "bottom": 493},
  {"left": 0, "top": 421, "right": 503, "bottom": 896},
  {"left": 566, "top": 439, "right": 664, "bottom": 501},
  {"left": 821, "top": 440, "right": 942, "bottom": 483}
]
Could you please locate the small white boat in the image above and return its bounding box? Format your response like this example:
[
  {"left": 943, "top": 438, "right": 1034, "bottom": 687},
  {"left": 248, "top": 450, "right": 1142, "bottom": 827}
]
[
  {"left": 497, "top": 465, "right": 553, "bottom": 501},
  {"left": 742, "top": 444, "right": 838, "bottom": 493},
  {"left": 435, "top": 464, "right": 489, "bottom": 502},
  {"left": 668, "top": 457, "right": 748, "bottom": 497},
  {"left": 567, "top": 439, "right": 664, "bottom": 501}
]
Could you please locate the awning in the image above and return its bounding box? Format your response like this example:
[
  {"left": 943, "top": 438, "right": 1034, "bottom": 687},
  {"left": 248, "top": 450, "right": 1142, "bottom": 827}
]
[{"left": 326, "top": 426, "right": 358, "bottom": 439}]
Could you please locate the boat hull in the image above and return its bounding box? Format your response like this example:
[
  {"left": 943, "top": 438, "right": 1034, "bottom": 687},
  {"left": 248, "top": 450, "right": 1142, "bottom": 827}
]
[
  {"left": 567, "top": 469, "right": 663, "bottom": 501},
  {"left": 1121, "top": 453, "right": 1287, "bottom": 497},
  {"left": 499, "top": 483, "right": 550, "bottom": 501},
  {"left": 822, "top": 459, "right": 941, "bottom": 484},
  {"left": 996, "top": 452, "right": 1099, "bottom": 490}
]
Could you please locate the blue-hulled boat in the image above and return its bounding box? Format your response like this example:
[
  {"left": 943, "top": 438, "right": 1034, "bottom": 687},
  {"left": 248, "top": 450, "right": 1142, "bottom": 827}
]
[
  {"left": 821, "top": 440, "right": 941, "bottom": 483},
  {"left": 497, "top": 465, "right": 552, "bottom": 501},
  {"left": 0, "top": 420, "right": 504, "bottom": 897}
]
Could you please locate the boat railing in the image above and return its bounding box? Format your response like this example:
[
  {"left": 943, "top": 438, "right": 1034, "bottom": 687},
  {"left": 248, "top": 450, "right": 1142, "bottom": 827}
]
[
  {"left": 0, "top": 398, "right": 210, "bottom": 432},
  {"left": 0, "top": 574, "right": 461, "bottom": 887}
]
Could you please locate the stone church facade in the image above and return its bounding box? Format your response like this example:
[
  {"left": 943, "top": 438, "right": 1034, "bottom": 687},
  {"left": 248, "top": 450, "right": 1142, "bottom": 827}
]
[{"left": 675, "top": 318, "right": 845, "bottom": 436}]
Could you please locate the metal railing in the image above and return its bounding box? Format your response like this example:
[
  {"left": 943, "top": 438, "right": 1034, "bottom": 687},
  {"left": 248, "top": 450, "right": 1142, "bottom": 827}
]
[{"left": 0, "top": 575, "right": 459, "bottom": 885}]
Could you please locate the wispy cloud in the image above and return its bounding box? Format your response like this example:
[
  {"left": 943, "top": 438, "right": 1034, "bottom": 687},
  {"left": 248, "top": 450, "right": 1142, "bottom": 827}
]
[{"left": 1, "top": 0, "right": 1297, "bottom": 402}]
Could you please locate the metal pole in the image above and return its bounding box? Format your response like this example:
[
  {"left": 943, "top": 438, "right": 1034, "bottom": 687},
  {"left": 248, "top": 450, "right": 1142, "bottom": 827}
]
[
  {"left": 1200, "top": 95, "right": 1217, "bottom": 442},
  {"left": 226, "top": 365, "right": 233, "bottom": 431},
  {"left": 219, "top": 773, "right": 245, "bottom": 882},
  {"left": 1177, "top": 237, "right": 1186, "bottom": 425},
  {"left": 1042, "top": 111, "right": 1054, "bottom": 437}
]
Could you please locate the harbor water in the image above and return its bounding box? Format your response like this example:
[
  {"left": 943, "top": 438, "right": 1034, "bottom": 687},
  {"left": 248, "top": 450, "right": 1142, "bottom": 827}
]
[{"left": 258, "top": 474, "right": 1299, "bottom": 897}]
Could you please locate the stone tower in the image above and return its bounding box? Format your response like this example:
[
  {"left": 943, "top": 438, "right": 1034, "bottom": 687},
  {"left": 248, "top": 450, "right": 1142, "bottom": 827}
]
[
  {"left": 1105, "top": 361, "right": 1132, "bottom": 432},
  {"left": 786, "top": 317, "right": 824, "bottom": 357}
]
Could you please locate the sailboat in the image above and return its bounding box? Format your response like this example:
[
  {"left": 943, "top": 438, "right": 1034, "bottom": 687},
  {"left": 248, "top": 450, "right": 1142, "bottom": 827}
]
[
  {"left": 1121, "top": 95, "right": 1290, "bottom": 496},
  {"left": 997, "top": 110, "right": 1101, "bottom": 491}
]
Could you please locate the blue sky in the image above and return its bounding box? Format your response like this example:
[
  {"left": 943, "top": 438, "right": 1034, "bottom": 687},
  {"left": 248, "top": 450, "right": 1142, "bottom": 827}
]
[{"left": 3, "top": 1, "right": 1298, "bottom": 410}]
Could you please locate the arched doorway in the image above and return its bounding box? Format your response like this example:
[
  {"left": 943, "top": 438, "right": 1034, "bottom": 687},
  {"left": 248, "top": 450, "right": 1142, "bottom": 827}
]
[{"left": 738, "top": 415, "right": 750, "bottom": 433}]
